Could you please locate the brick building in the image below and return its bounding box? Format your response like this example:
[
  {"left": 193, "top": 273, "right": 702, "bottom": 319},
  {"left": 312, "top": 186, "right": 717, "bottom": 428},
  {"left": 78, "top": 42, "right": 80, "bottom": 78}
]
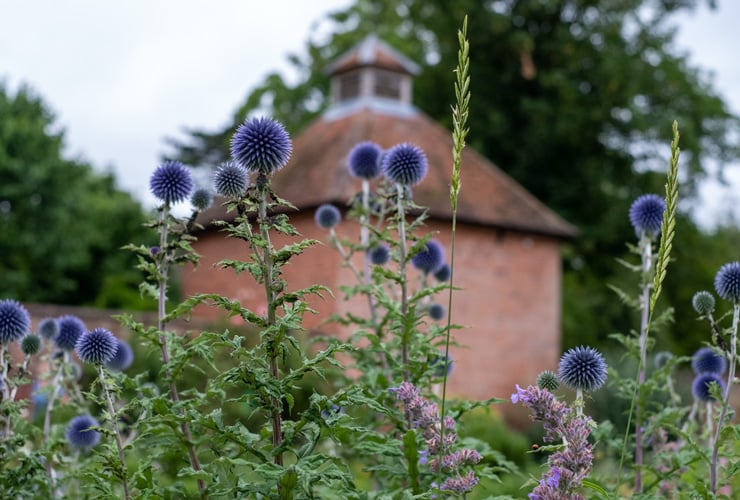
[{"left": 184, "top": 36, "right": 576, "bottom": 404}]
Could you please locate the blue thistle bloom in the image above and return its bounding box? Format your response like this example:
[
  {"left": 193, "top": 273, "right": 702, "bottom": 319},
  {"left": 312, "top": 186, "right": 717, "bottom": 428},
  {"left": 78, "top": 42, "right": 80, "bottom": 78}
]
[
  {"left": 628, "top": 194, "right": 665, "bottom": 238},
  {"left": 536, "top": 370, "right": 559, "bottom": 392},
  {"left": 653, "top": 351, "right": 673, "bottom": 370},
  {"left": 691, "top": 347, "right": 726, "bottom": 375},
  {"left": 150, "top": 160, "right": 194, "bottom": 205},
  {"left": 214, "top": 161, "right": 249, "bottom": 197},
  {"left": 0, "top": 299, "right": 30, "bottom": 344},
  {"left": 428, "top": 303, "right": 445, "bottom": 321},
  {"left": 55, "top": 315, "right": 86, "bottom": 351},
  {"left": 368, "top": 244, "right": 390, "bottom": 265},
  {"left": 692, "top": 372, "right": 725, "bottom": 402},
  {"left": 347, "top": 141, "right": 382, "bottom": 179},
  {"left": 21, "top": 334, "right": 42, "bottom": 356},
  {"left": 314, "top": 204, "right": 341, "bottom": 229},
  {"left": 105, "top": 339, "right": 134, "bottom": 372},
  {"left": 411, "top": 239, "right": 445, "bottom": 274},
  {"left": 433, "top": 263, "right": 451, "bottom": 282},
  {"left": 714, "top": 262, "right": 740, "bottom": 303},
  {"left": 557, "top": 346, "right": 608, "bottom": 392},
  {"left": 66, "top": 415, "right": 101, "bottom": 450},
  {"left": 75, "top": 328, "right": 117, "bottom": 365},
  {"left": 692, "top": 290, "right": 715, "bottom": 315},
  {"left": 38, "top": 317, "right": 58, "bottom": 339},
  {"left": 382, "top": 143, "right": 428, "bottom": 186},
  {"left": 190, "top": 188, "right": 214, "bottom": 211},
  {"left": 230, "top": 117, "right": 292, "bottom": 175},
  {"left": 430, "top": 353, "right": 453, "bottom": 377}
]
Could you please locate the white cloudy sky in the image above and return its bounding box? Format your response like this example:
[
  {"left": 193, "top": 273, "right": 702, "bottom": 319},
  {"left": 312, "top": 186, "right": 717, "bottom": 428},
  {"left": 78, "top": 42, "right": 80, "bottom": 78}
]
[{"left": 1, "top": 1, "right": 738, "bottom": 227}]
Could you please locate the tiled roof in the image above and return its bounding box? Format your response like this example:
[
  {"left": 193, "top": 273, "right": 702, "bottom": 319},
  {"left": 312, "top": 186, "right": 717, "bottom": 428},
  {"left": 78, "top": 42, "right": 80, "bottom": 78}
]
[{"left": 326, "top": 34, "right": 420, "bottom": 75}]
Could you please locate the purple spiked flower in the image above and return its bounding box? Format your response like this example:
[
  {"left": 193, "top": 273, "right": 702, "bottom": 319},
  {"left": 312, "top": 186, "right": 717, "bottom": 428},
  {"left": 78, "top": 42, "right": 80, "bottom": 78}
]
[
  {"left": 628, "top": 194, "right": 665, "bottom": 238},
  {"left": 558, "top": 346, "right": 607, "bottom": 392},
  {"left": 314, "top": 204, "right": 341, "bottom": 229},
  {"left": 412, "top": 239, "right": 445, "bottom": 274},
  {"left": 692, "top": 372, "right": 725, "bottom": 401},
  {"left": 691, "top": 347, "right": 726, "bottom": 375},
  {"left": 105, "top": 339, "right": 134, "bottom": 371},
  {"left": 38, "top": 317, "right": 58, "bottom": 339},
  {"left": 368, "top": 244, "right": 390, "bottom": 265},
  {"left": 714, "top": 262, "right": 740, "bottom": 303},
  {"left": 382, "top": 143, "right": 428, "bottom": 186},
  {"left": 429, "top": 303, "right": 445, "bottom": 321},
  {"left": 0, "top": 299, "right": 30, "bottom": 344},
  {"left": 55, "top": 315, "right": 86, "bottom": 351},
  {"left": 348, "top": 141, "right": 382, "bottom": 179},
  {"left": 66, "top": 415, "right": 101, "bottom": 450},
  {"left": 434, "top": 263, "right": 451, "bottom": 282},
  {"left": 75, "top": 328, "right": 117, "bottom": 365},
  {"left": 150, "top": 161, "right": 194, "bottom": 205},
  {"left": 230, "top": 117, "right": 292, "bottom": 175},
  {"left": 191, "top": 188, "right": 214, "bottom": 211},
  {"left": 692, "top": 290, "right": 715, "bottom": 315},
  {"left": 214, "top": 161, "right": 249, "bottom": 197}
]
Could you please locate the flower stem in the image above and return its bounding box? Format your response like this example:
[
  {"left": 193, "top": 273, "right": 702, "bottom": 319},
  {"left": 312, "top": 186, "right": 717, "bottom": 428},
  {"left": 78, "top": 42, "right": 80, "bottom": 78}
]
[
  {"left": 43, "top": 351, "right": 67, "bottom": 494},
  {"left": 396, "top": 184, "right": 410, "bottom": 383},
  {"left": 634, "top": 235, "right": 653, "bottom": 494},
  {"left": 98, "top": 365, "right": 130, "bottom": 500}
]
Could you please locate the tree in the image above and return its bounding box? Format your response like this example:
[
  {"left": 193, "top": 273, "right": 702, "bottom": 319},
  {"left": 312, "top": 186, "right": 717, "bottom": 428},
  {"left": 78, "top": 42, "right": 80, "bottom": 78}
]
[
  {"left": 167, "top": 0, "right": 739, "bottom": 351},
  {"left": 0, "top": 83, "right": 153, "bottom": 308}
]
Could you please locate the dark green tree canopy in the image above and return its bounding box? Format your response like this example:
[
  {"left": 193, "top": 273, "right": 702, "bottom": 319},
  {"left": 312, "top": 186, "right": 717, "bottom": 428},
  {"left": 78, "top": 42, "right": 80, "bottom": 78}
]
[{"left": 0, "top": 83, "right": 152, "bottom": 308}]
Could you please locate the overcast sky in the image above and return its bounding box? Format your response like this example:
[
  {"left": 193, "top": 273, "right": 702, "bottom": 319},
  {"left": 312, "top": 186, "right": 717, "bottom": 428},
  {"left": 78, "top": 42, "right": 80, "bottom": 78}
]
[{"left": 1, "top": 1, "right": 738, "bottom": 227}]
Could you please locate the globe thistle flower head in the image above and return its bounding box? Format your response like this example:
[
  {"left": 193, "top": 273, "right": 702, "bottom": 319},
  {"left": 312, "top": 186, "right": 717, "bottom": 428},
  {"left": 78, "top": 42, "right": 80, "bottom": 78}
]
[
  {"left": 105, "top": 339, "right": 134, "bottom": 372},
  {"left": 54, "top": 315, "right": 86, "bottom": 351},
  {"left": 190, "top": 187, "right": 214, "bottom": 211},
  {"left": 628, "top": 194, "right": 665, "bottom": 238},
  {"left": 314, "top": 204, "right": 341, "bottom": 229},
  {"left": 150, "top": 160, "right": 194, "bottom": 205},
  {"left": 75, "top": 328, "right": 117, "bottom": 365},
  {"left": 433, "top": 263, "right": 451, "bottom": 282},
  {"left": 214, "top": 161, "right": 249, "bottom": 198},
  {"left": 714, "top": 262, "right": 740, "bottom": 303},
  {"left": 347, "top": 141, "right": 382, "bottom": 179},
  {"left": 536, "top": 370, "right": 560, "bottom": 392},
  {"left": 692, "top": 290, "right": 715, "bottom": 315},
  {"left": 368, "top": 244, "right": 390, "bottom": 265},
  {"left": 0, "top": 299, "right": 30, "bottom": 344},
  {"left": 428, "top": 303, "right": 445, "bottom": 321},
  {"left": 382, "top": 143, "right": 428, "bottom": 186},
  {"left": 691, "top": 347, "right": 726, "bottom": 375},
  {"left": 653, "top": 351, "right": 673, "bottom": 370},
  {"left": 411, "top": 239, "right": 445, "bottom": 274},
  {"left": 430, "top": 353, "right": 453, "bottom": 377},
  {"left": 558, "top": 346, "right": 608, "bottom": 392},
  {"left": 38, "top": 317, "right": 58, "bottom": 339},
  {"left": 21, "top": 334, "right": 42, "bottom": 356},
  {"left": 692, "top": 372, "right": 725, "bottom": 402},
  {"left": 230, "top": 117, "right": 292, "bottom": 175},
  {"left": 66, "top": 415, "right": 101, "bottom": 450}
]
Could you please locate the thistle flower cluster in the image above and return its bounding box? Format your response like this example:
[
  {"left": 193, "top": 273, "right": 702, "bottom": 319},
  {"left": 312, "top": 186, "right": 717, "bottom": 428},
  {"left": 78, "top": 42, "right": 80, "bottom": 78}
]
[
  {"left": 315, "top": 204, "right": 342, "bottom": 229},
  {"left": 348, "top": 141, "right": 382, "bottom": 179},
  {"left": 150, "top": 160, "right": 194, "bottom": 205},
  {"left": 714, "top": 261, "right": 740, "bottom": 303},
  {"left": 691, "top": 347, "right": 727, "bottom": 402},
  {"left": 391, "top": 381, "right": 481, "bottom": 495},
  {"left": 383, "top": 143, "right": 428, "bottom": 186},
  {"left": 412, "top": 239, "right": 445, "bottom": 275},
  {"left": 0, "top": 299, "right": 30, "bottom": 344},
  {"left": 557, "top": 346, "right": 607, "bottom": 392},
  {"left": 511, "top": 385, "right": 594, "bottom": 499}
]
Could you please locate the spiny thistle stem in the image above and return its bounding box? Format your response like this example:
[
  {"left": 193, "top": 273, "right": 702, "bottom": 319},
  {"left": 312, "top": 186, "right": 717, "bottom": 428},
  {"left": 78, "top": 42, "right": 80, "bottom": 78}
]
[
  {"left": 439, "top": 15, "right": 470, "bottom": 497},
  {"left": 98, "top": 365, "right": 130, "bottom": 500},
  {"left": 396, "top": 183, "right": 410, "bottom": 384},
  {"left": 710, "top": 302, "right": 739, "bottom": 493},
  {"left": 361, "top": 179, "right": 380, "bottom": 321},
  {"left": 43, "top": 350, "right": 67, "bottom": 493},
  {"left": 634, "top": 235, "right": 653, "bottom": 493},
  {"left": 0, "top": 345, "right": 10, "bottom": 435},
  {"left": 4, "top": 353, "right": 31, "bottom": 437}
]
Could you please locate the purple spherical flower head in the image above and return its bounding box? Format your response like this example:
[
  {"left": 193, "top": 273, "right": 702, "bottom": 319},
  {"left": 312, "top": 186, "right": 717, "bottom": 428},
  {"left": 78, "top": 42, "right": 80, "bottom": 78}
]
[
  {"left": 411, "top": 239, "right": 445, "bottom": 274},
  {"left": 214, "top": 161, "right": 249, "bottom": 198},
  {"left": 428, "top": 303, "right": 445, "bottom": 321},
  {"left": 38, "top": 317, "right": 58, "bottom": 339},
  {"left": 714, "top": 262, "right": 740, "bottom": 303},
  {"left": 21, "top": 334, "right": 42, "bottom": 356},
  {"left": 314, "top": 204, "right": 341, "bottom": 229},
  {"left": 692, "top": 372, "right": 725, "bottom": 402},
  {"left": 54, "top": 315, "right": 86, "bottom": 351},
  {"left": 0, "top": 299, "right": 30, "bottom": 344},
  {"left": 191, "top": 188, "right": 214, "bottom": 211},
  {"left": 105, "top": 339, "right": 134, "bottom": 372},
  {"left": 691, "top": 347, "right": 726, "bottom": 375},
  {"left": 230, "top": 117, "right": 292, "bottom": 175},
  {"left": 66, "top": 415, "right": 101, "bottom": 450},
  {"left": 347, "top": 141, "right": 382, "bottom": 179},
  {"left": 628, "top": 194, "right": 665, "bottom": 238},
  {"left": 150, "top": 160, "right": 194, "bottom": 205},
  {"left": 382, "top": 143, "right": 428, "bottom": 186},
  {"left": 75, "top": 327, "right": 117, "bottom": 365},
  {"left": 368, "top": 244, "right": 390, "bottom": 265},
  {"left": 433, "top": 263, "right": 451, "bottom": 282},
  {"left": 558, "top": 346, "right": 608, "bottom": 392}
]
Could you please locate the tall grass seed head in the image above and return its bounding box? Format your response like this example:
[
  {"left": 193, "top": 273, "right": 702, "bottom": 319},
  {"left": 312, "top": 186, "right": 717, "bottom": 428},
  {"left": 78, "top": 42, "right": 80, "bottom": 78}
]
[
  {"left": 106, "top": 339, "right": 134, "bottom": 371},
  {"left": 692, "top": 290, "right": 715, "bottom": 315},
  {"left": 536, "top": 370, "right": 559, "bottom": 392},
  {"left": 382, "top": 142, "right": 428, "bottom": 186},
  {"left": 66, "top": 415, "right": 101, "bottom": 450},
  {"left": 54, "top": 315, "right": 86, "bottom": 351},
  {"left": 411, "top": 239, "right": 445, "bottom": 274},
  {"left": 314, "top": 204, "right": 341, "bottom": 229},
  {"left": 0, "top": 299, "right": 30, "bottom": 344},
  {"left": 214, "top": 161, "right": 249, "bottom": 197},
  {"left": 628, "top": 194, "right": 665, "bottom": 238},
  {"left": 558, "top": 345, "right": 608, "bottom": 392},
  {"left": 368, "top": 244, "right": 390, "bottom": 265},
  {"left": 38, "top": 317, "right": 58, "bottom": 339},
  {"left": 75, "top": 327, "right": 117, "bottom": 365},
  {"left": 230, "top": 116, "right": 292, "bottom": 175},
  {"left": 150, "top": 160, "right": 194, "bottom": 205},
  {"left": 348, "top": 141, "right": 382, "bottom": 179},
  {"left": 21, "top": 333, "right": 42, "bottom": 356},
  {"left": 190, "top": 187, "right": 214, "bottom": 211},
  {"left": 434, "top": 263, "right": 451, "bottom": 282},
  {"left": 714, "top": 261, "right": 740, "bottom": 303},
  {"left": 691, "top": 347, "right": 726, "bottom": 375},
  {"left": 428, "top": 303, "right": 445, "bottom": 320},
  {"left": 692, "top": 372, "right": 725, "bottom": 402}
]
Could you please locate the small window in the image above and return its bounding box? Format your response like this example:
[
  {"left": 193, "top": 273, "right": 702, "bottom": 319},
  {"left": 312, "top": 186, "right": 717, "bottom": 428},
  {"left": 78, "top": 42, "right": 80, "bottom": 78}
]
[
  {"left": 339, "top": 72, "right": 361, "bottom": 101},
  {"left": 375, "top": 70, "right": 401, "bottom": 99}
]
